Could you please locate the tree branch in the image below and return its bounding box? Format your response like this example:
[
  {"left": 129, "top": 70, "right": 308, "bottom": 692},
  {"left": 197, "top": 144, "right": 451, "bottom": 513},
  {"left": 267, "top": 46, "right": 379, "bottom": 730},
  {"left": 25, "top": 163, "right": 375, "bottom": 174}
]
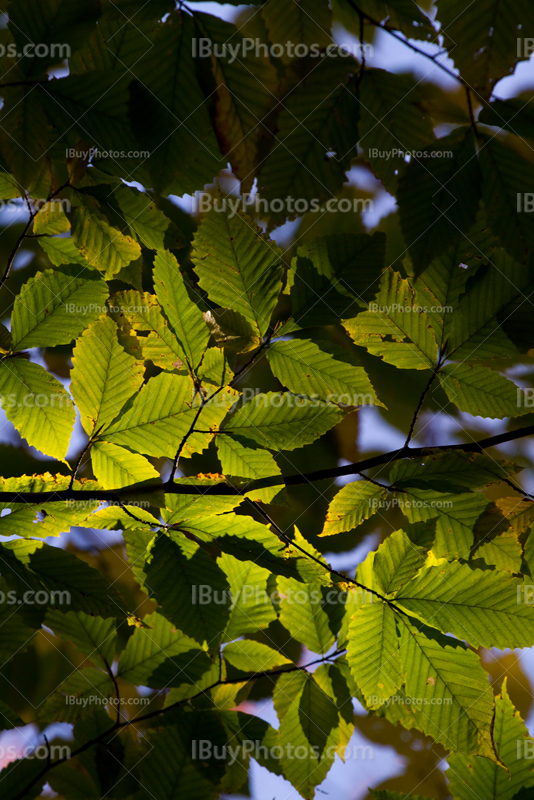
[{"left": 3, "top": 423, "right": 533, "bottom": 504}]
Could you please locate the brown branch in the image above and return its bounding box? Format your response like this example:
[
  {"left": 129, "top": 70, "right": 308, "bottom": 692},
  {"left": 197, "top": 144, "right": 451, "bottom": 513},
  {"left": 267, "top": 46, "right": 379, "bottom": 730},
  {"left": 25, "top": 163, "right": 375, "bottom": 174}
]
[{"left": 1, "top": 423, "right": 533, "bottom": 504}]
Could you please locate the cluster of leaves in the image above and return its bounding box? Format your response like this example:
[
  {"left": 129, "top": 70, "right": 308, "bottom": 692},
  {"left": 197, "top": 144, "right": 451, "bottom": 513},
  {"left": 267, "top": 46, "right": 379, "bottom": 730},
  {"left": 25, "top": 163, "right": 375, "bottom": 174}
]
[{"left": 0, "top": 0, "right": 533, "bottom": 799}]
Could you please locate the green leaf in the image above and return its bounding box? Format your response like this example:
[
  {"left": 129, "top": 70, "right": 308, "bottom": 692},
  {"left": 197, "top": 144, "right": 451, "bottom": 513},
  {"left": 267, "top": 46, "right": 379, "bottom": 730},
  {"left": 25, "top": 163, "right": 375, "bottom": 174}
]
[
  {"left": 475, "top": 530, "right": 522, "bottom": 573},
  {"left": 298, "top": 231, "right": 387, "bottom": 307},
  {"left": 42, "top": 71, "right": 142, "bottom": 182},
  {"left": 216, "top": 434, "right": 283, "bottom": 503},
  {"left": 0, "top": 172, "right": 22, "bottom": 199},
  {"left": 37, "top": 667, "right": 115, "bottom": 723},
  {"left": 71, "top": 199, "right": 141, "bottom": 277},
  {"left": 71, "top": 315, "right": 144, "bottom": 436},
  {"left": 0, "top": 87, "right": 49, "bottom": 189},
  {"left": 153, "top": 249, "right": 210, "bottom": 372},
  {"left": 261, "top": 0, "right": 332, "bottom": 64},
  {"left": 267, "top": 339, "right": 384, "bottom": 407},
  {"left": 277, "top": 575, "right": 337, "bottom": 654},
  {"left": 274, "top": 671, "right": 338, "bottom": 797},
  {"left": 447, "top": 251, "right": 532, "bottom": 361},
  {"left": 192, "top": 198, "right": 283, "bottom": 338},
  {"left": 439, "top": 363, "right": 528, "bottom": 419},
  {"left": 290, "top": 255, "right": 361, "bottom": 328},
  {"left": 102, "top": 373, "right": 233, "bottom": 458},
  {"left": 198, "top": 13, "right": 278, "bottom": 188},
  {"left": 321, "top": 480, "right": 388, "bottom": 536},
  {"left": 139, "top": 724, "right": 220, "bottom": 800},
  {"left": 117, "top": 611, "right": 211, "bottom": 688},
  {"left": 390, "top": 451, "right": 517, "bottom": 493},
  {"left": 111, "top": 289, "right": 187, "bottom": 370},
  {"left": 222, "top": 392, "right": 343, "bottom": 451},
  {"left": 479, "top": 135, "right": 534, "bottom": 261},
  {"left": 397, "top": 127, "right": 481, "bottom": 271},
  {"left": 358, "top": 69, "right": 435, "bottom": 193},
  {"left": 257, "top": 56, "right": 359, "bottom": 225},
  {"left": 182, "top": 514, "right": 326, "bottom": 583},
  {"left": 45, "top": 609, "right": 116, "bottom": 667},
  {"left": 438, "top": 0, "right": 534, "bottom": 97},
  {"left": 497, "top": 498, "right": 534, "bottom": 534},
  {"left": 395, "top": 560, "right": 534, "bottom": 649},
  {"left": 115, "top": 186, "right": 170, "bottom": 250},
  {"left": 9, "top": 0, "right": 101, "bottom": 77},
  {"left": 218, "top": 553, "right": 276, "bottom": 642},
  {"left": 446, "top": 679, "right": 534, "bottom": 800},
  {"left": 0, "top": 579, "right": 40, "bottom": 665},
  {"left": 398, "top": 618, "right": 497, "bottom": 760},
  {"left": 162, "top": 487, "right": 243, "bottom": 526},
  {"left": 431, "top": 251, "right": 521, "bottom": 363},
  {"left": 347, "top": 601, "right": 404, "bottom": 706},
  {"left": 223, "top": 640, "right": 291, "bottom": 672},
  {"left": 26, "top": 544, "right": 127, "bottom": 618},
  {"left": 479, "top": 97, "right": 534, "bottom": 140},
  {"left": 11, "top": 268, "right": 108, "bottom": 349},
  {"left": 129, "top": 11, "right": 222, "bottom": 195},
  {"left": 298, "top": 673, "right": 339, "bottom": 756},
  {"left": 343, "top": 269, "right": 438, "bottom": 369},
  {"left": 404, "top": 211, "right": 501, "bottom": 345},
  {"left": 397, "top": 487, "right": 489, "bottom": 560},
  {"left": 0, "top": 358, "right": 74, "bottom": 460},
  {"left": 33, "top": 202, "right": 71, "bottom": 235},
  {"left": 144, "top": 534, "right": 230, "bottom": 649},
  {"left": 91, "top": 441, "right": 159, "bottom": 489},
  {"left": 39, "top": 235, "right": 91, "bottom": 266},
  {"left": 372, "top": 529, "right": 429, "bottom": 594}
]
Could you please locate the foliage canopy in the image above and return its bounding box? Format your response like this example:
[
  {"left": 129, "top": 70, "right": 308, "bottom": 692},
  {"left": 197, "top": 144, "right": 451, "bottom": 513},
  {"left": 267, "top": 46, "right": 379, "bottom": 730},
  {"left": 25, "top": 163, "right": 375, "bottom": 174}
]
[{"left": 0, "top": 1, "right": 533, "bottom": 799}]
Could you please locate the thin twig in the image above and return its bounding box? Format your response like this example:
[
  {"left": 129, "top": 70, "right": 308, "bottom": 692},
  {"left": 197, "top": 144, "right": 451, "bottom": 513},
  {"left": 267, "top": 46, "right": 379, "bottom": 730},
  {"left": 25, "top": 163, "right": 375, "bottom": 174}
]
[
  {"left": 0, "top": 213, "right": 35, "bottom": 291},
  {"left": 104, "top": 657, "right": 122, "bottom": 724},
  {"left": 404, "top": 367, "right": 441, "bottom": 446},
  {"left": 245, "top": 497, "right": 407, "bottom": 612},
  {"left": 465, "top": 85, "right": 479, "bottom": 138},
  {"left": 345, "top": 0, "right": 461, "bottom": 85}
]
